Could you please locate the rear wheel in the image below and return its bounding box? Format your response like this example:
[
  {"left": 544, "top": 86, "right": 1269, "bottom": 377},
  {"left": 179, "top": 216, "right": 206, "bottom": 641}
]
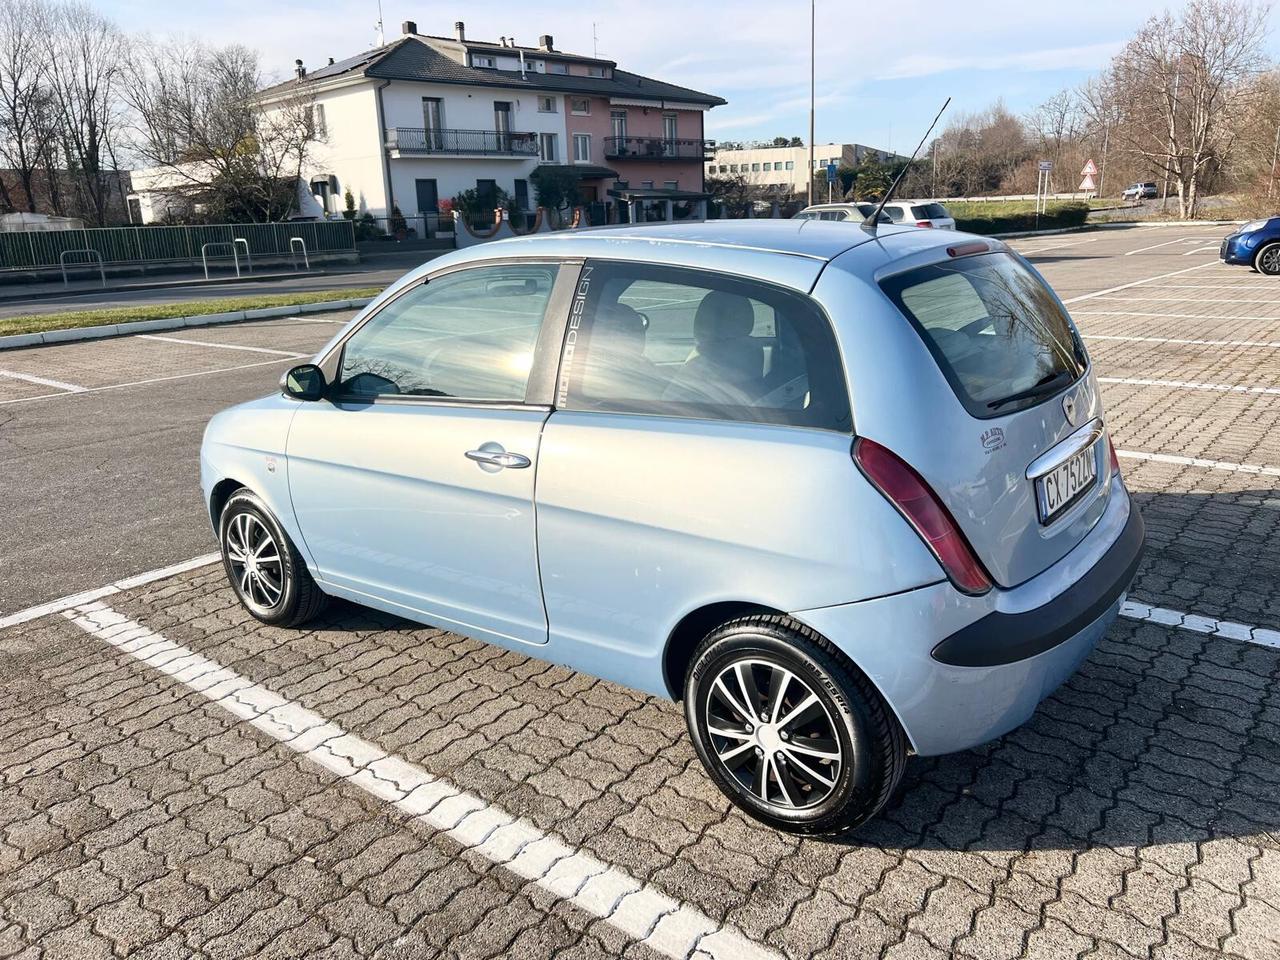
[
  {"left": 1256, "top": 242, "right": 1280, "bottom": 276},
  {"left": 684, "top": 615, "right": 906, "bottom": 836},
  {"left": 219, "top": 489, "right": 327, "bottom": 627}
]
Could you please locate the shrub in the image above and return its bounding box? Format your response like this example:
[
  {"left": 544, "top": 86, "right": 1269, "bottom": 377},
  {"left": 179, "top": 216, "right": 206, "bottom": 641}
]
[{"left": 951, "top": 201, "right": 1089, "bottom": 235}]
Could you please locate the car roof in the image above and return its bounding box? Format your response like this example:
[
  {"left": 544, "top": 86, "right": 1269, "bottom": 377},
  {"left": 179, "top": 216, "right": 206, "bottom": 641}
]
[{"left": 408, "top": 220, "right": 972, "bottom": 294}]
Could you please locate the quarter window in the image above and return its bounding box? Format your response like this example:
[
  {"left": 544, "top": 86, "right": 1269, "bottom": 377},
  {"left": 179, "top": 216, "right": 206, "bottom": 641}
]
[
  {"left": 338, "top": 265, "right": 557, "bottom": 402},
  {"left": 560, "top": 261, "right": 851, "bottom": 431}
]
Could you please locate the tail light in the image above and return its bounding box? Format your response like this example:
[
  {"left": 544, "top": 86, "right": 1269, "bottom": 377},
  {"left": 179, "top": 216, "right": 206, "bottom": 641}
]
[
  {"left": 854, "top": 438, "right": 993, "bottom": 595},
  {"left": 1107, "top": 435, "right": 1121, "bottom": 476},
  {"left": 915, "top": 220, "right": 933, "bottom": 228}
]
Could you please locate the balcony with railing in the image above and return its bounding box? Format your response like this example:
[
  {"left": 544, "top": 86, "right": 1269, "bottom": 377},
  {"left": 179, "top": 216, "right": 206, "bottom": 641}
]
[
  {"left": 603, "top": 137, "right": 715, "bottom": 162},
  {"left": 385, "top": 127, "right": 539, "bottom": 158}
]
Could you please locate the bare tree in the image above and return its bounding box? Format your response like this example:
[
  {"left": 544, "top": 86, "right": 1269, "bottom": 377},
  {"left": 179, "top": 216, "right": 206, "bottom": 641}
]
[
  {"left": 1106, "top": 0, "right": 1271, "bottom": 217},
  {"left": 0, "top": 0, "right": 57, "bottom": 212},
  {"left": 42, "top": 1, "right": 127, "bottom": 225}
]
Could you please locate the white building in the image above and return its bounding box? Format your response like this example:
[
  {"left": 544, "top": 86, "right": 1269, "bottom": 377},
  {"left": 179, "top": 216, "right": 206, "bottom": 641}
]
[
  {"left": 707, "top": 142, "right": 906, "bottom": 196},
  {"left": 254, "top": 20, "right": 724, "bottom": 230}
]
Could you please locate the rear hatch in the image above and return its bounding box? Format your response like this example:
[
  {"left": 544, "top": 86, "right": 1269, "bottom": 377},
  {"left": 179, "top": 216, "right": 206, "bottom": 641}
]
[{"left": 877, "top": 250, "right": 1111, "bottom": 587}]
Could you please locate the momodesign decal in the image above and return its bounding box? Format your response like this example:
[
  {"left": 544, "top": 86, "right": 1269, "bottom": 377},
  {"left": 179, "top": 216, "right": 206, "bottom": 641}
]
[{"left": 557, "top": 265, "right": 593, "bottom": 407}]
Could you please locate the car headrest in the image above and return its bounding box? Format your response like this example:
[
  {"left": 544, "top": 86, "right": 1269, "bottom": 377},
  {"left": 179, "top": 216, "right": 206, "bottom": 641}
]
[{"left": 694, "top": 291, "right": 755, "bottom": 344}]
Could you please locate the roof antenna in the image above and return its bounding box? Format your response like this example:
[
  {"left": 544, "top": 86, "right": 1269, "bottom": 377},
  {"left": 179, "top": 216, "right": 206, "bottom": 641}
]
[
  {"left": 374, "top": 0, "right": 384, "bottom": 46},
  {"left": 863, "top": 96, "right": 950, "bottom": 231},
  {"left": 592, "top": 23, "right": 599, "bottom": 58}
]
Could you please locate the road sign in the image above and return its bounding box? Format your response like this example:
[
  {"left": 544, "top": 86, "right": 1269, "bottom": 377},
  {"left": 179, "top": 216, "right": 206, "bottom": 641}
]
[
  {"left": 1038, "top": 160, "right": 1053, "bottom": 172},
  {"left": 826, "top": 162, "right": 837, "bottom": 183},
  {"left": 1079, "top": 174, "right": 1097, "bottom": 191},
  {"left": 1080, "top": 159, "right": 1098, "bottom": 176}
]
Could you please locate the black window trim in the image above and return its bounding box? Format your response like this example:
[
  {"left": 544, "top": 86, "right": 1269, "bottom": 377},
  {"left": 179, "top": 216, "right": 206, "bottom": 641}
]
[
  {"left": 311, "top": 257, "right": 582, "bottom": 409},
  {"left": 552, "top": 257, "right": 854, "bottom": 434}
]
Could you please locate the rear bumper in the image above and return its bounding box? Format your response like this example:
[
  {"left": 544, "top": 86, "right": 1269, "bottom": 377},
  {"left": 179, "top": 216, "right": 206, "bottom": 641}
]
[{"left": 794, "top": 478, "right": 1142, "bottom": 755}]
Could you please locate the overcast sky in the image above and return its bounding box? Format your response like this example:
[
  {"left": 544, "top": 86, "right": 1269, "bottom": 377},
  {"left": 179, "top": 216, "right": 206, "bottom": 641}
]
[{"left": 101, "top": 1, "right": 1278, "bottom": 151}]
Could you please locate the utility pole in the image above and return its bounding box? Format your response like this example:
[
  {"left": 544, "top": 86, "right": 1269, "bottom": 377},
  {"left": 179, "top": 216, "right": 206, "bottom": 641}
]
[
  {"left": 1098, "top": 113, "right": 1112, "bottom": 198},
  {"left": 931, "top": 139, "right": 937, "bottom": 198},
  {"left": 1269, "top": 117, "right": 1280, "bottom": 200},
  {"left": 807, "top": 0, "right": 815, "bottom": 208}
]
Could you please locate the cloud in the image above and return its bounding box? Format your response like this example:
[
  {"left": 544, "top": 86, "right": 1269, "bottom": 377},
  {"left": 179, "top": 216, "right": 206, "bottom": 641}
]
[{"left": 879, "top": 41, "right": 1127, "bottom": 80}]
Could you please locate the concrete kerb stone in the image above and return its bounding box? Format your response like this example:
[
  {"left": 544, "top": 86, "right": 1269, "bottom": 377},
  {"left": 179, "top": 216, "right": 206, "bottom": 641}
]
[
  {"left": 0, "top": 297, "right": 374, "bottom": 352},
  {"left": 991, "top": 219, "right": 1244, "bottom": 240}
]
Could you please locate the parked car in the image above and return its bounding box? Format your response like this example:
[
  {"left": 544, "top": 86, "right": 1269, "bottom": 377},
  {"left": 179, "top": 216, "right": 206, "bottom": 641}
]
[
  {"left": 202, "top": 220, "right": 1144, "bottom": 835},
  {"left": 793, "top": 202, "right": 891, "bottom": 224},
  {"left": 881, "top": 200, "right": 956, "bottom": 229},
  {"left": 1122, "top": 182, "right": 1158, "bottom": 200},
  {"left": 1219, "top": 216, "right": 1280, "bottom": 275}
]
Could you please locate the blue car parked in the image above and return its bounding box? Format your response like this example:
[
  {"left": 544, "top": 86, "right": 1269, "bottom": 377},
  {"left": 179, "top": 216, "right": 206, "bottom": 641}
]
[{"left": 1220, "top": 216, "right": 1280, "bottom": 275}]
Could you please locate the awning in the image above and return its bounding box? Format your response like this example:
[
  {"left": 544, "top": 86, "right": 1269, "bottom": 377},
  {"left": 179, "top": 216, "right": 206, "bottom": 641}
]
[
  {"left": 539, "top": 163, "right": 619, "bottom": 180},
  {"left": 607, "top": 187, "right": 711, "bottom": 201}
]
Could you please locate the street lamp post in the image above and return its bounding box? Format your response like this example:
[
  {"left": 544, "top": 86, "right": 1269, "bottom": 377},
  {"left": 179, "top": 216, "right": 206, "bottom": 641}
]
[{"left": 807, "top": 0, "right": 815, "bottom": 208}]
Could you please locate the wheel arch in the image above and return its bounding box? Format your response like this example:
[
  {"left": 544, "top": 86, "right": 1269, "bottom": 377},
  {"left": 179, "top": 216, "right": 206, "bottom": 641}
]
[
  {"left": 663, "top": 601, "right": 785, "bottom": 700},
  {"left": 209, "top": 477, "right": 247, "bottom": 527}
]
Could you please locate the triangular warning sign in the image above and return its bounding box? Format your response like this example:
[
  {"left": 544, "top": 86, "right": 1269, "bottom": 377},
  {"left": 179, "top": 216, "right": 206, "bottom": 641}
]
[
  {"left": 1080, "top": 159, "right": 1098, "bottom": 176},
  {"left": 1079, "top": 174, "right": 1097, "bottom": 191}
]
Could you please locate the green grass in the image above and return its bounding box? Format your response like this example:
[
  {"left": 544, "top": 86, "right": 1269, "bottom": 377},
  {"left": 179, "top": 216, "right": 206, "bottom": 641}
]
[
  {"left": 945, "top": 199, "right": 1114, "bottom": 219},
  {"left": 1, "top": 287, "right": 382, "bottom": 337}
]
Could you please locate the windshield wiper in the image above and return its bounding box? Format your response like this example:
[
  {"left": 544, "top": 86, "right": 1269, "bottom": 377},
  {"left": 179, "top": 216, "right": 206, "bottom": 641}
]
[{"left": 987, "top": 369, "right": 1074, "bottom": 410}]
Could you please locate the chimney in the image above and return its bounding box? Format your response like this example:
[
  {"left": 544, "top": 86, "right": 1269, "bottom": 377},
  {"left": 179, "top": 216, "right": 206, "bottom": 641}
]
[
  {"left": 454, "top": 21, "right": 466, "bottom": 42},
  {"left": 539, "top": 34, "right": 554, "bottom": 51},
  {"left": 401, "top": 20, "right": 416, "bottom": 35},
  {"left": 327, "top": 57, "right": 335, "bottom": 65},
  {"left": 294, "top": 59, "right": 306, "bottom": 79}
]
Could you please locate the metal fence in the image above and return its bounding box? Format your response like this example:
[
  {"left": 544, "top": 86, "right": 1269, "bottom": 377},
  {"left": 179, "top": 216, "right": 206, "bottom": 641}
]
[{"left": 0, "top": 220, "right": 356, "bottom": 272}]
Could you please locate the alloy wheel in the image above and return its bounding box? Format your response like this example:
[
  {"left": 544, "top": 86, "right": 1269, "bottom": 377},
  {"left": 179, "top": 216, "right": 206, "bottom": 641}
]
[
  {"left": 703, "top": 658, "right": 843, "bottom": 809},
  {"left": 224, "top": 511, "right": 285, "bottom": 611},
  {"left": 1260, "top": 245, "right": 1280, "bottom": 275}
]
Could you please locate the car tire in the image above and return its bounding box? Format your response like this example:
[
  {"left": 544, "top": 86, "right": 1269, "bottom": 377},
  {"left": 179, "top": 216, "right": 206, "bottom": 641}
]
[
  {"left": 1256, "top": 242, "right": 1280, "bottom": 276},
  {"left": 683, "top": 614, "right": 906, "bottom": 836},
  {"left": 218, "top": 489, "right": 327, "bottom": 627}
]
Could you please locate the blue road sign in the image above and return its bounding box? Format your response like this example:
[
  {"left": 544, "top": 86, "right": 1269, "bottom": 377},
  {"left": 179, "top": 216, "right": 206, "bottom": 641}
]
[{"left": 826, "top": 162, "right": 838, "bottom": 183}]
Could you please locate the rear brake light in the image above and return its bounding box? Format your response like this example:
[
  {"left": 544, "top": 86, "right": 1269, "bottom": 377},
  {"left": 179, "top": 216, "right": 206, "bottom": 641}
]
[
  {"left": 915, "top": 220, "right": 933, "bottom": 228},
  {"left": 1108, "top": 435, "right": 1121, "bottom": 476},
  {"left": 853, "top": 438, "right": 993, "bottom": 595}
]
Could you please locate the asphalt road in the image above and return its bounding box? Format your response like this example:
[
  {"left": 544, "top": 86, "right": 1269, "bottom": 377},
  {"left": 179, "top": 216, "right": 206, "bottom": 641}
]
[{"left": 1, "top": 221, "right": 1279, "bottom": 958}]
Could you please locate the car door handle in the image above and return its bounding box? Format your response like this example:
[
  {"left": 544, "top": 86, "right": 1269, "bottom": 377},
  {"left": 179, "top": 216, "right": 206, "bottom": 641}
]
[{"left": 465, "top": 448, "right": 531, "bottom": 469}]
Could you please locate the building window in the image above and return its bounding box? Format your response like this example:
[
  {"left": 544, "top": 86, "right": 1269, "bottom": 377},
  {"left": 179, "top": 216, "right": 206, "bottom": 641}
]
[
  {"left": 311, "top": 104, "right": 327, "bottom": 138},
  {"left": 573, "top": 133, "right": 591, "bottom": 163},
  {"left": 538, "top": 95, "right": 557, "bottom": 113},
  {"left": 472, "top": 54, "right": 495, "bottom": 68},
  {"left": 570, "top": 97, "right": 590, "bottom": 115},
  {"left": 662, "top": 112, "right": 678, "bottom": 141},
  {"left": 663, "top": 180, "right": 678, "bottom": 190},
  {"left": 751, "top": 163, "right": 760, "bottom": 171},
  {"left": 539, "top": 132, "right": 559, "bottom": 162},
  {"left": 610, "top": 110, "right": 627, "bottom": 140},
  {"left": 587, "top": 65, "right": 606, "bottom": 77},
  {"left": 548, "top": 62, "right": 568, "bottom": 75},
  {"left": 641, "top": 180, "right": 654, "bottom": 188},
  {"left": 785, "top": 161, "right": 794, "bottom": 170}
]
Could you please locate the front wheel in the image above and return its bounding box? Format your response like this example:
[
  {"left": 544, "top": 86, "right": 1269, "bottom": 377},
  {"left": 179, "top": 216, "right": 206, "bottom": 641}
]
[
  {"left": 684, "top": 615, "right": 906, "bottom": 836},
  {"left": 219, "top": 489, "right": 327, "bottom": 627},
  {"left": 1256, "top": 242, "right": 1280, "bottom": 276}
]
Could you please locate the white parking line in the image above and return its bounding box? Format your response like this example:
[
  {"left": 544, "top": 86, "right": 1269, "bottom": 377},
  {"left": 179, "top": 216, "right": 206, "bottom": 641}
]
[
  {"left": 0, "top": 553, "right": 219, "bottom": 629},
  {"left": 0, "top": 356, "right": 295, "bottom": 406},
  {"left": 1017, "top": 238, "right": 1099, "bottom": 253},
  {"left": 138, "top": 334, "right": 307, "bottom": 358},
  {"left": 1099, "top": 376, "right": 1280, "bottom": 396},
  {"left": 1116, "top": 449, "right": 1280, "bottom": 477},
  {"left": 1122, "top": 237, "right": 1221, "bottom": 256},
  {"left": 1076, "top": 311, "right": 1280, "bottom": 322},
  {"left": 1062, "top": 261, "right": 1224, "bottom": 303},
  {"left": 61, "top": 601, "right": 779, "bottom": 960},
  {"left": 1120, "top": 600, "right": 1280, "bottom": 649},
  {"left": 1085, "top": 334, "right": 1280, "bottom": 348},
  {"left": 1183, "top": 245, "right": 1221, "bottom": 256},
  {"left": 1085, "top": 297, "right": 1280, "bottom": 304},
  {"left": 0, "top": 369, "right": 88, "bottom": 393}
]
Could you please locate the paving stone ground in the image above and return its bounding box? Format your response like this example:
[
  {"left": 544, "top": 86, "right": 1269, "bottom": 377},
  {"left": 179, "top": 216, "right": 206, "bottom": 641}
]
[{"left": 1, "top": 228, "right": 1279, "bottom": 958}]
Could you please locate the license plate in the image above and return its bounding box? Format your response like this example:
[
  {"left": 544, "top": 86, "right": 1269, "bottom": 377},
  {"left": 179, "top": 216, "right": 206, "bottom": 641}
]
[{"left": 1036, "top": 444, "right": 1098, "bottom": 523}]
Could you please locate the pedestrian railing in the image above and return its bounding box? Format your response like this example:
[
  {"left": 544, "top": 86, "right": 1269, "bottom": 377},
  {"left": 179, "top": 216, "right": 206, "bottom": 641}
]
[
  {"left": 0, "top": 220, "right": 356, "bottom": 273},
  {"left": 201, "top": 242, "right": 244, "bottom": 280}
]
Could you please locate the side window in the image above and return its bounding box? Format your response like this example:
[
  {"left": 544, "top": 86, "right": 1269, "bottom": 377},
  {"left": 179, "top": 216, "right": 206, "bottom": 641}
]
[
  {"left": 884, "top": 206, "right": 905, "bottom": 222},
  {"left": 337, "top": 264, "right": 557, "bottom": 401},
  {"left": 560, "top": 261, "right": 851, "bottom": 432}
]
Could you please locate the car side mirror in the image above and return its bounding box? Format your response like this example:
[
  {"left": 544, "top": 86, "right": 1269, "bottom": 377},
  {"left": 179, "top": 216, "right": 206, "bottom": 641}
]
[{"left": 281, "top": 363, "right": 327, "bottom": 401}]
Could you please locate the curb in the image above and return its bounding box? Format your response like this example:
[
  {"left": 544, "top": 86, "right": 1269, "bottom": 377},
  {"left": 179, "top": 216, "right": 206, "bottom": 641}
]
[
  {"left": 0, "top": 297, "right": 373, "bottom": 352},
  {"left": 991, "top": 219, "right": 1245, "bottom": 240}
]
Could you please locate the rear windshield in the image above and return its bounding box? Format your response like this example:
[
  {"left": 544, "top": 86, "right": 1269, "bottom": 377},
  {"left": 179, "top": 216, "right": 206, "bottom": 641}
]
[
  {"left": 924, "top": 203, "right": 949, "bottom": 218},
  {"left": 879, "top": 253, "right": 1086, "bottom": 419}
]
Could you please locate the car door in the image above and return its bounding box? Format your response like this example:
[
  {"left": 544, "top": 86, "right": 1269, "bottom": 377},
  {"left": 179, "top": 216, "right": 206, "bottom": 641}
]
[{"left": 286, "top": 260, "right": 573, "bottom": 648}]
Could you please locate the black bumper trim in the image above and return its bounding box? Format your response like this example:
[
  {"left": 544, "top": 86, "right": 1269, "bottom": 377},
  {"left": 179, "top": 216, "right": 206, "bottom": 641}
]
[{"left": 931, "top": 499, "right": 1145, "bottom": 668}]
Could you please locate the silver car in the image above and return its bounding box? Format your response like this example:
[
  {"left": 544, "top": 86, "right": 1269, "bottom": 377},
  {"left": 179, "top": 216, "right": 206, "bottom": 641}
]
[{"left": 201, "top": 220, "right": 1144, "bottom": 835}]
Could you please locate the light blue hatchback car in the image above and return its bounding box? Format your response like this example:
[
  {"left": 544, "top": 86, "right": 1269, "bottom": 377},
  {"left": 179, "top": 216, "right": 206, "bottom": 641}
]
[{"left": 201, "top": 220, "right": 1144, "bottom": 834}]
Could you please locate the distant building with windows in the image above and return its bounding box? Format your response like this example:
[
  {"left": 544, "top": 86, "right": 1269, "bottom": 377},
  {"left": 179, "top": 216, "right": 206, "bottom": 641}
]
[
  {"left": 252, "top": 20, "right": 725, "bottom": 229},
  {"left": 707, "top": 142, "right": 906, "bottom": 195}
]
